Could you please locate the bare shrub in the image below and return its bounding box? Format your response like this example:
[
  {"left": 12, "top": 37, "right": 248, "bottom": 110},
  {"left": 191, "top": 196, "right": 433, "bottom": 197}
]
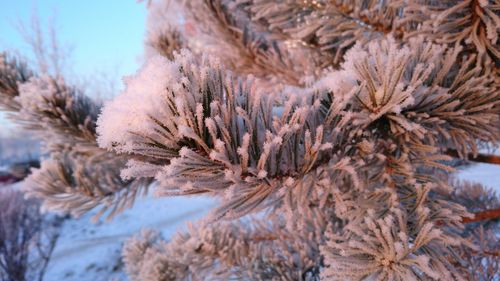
[{"left": 0, "top": 190, "right": 59, "bottom": 281}]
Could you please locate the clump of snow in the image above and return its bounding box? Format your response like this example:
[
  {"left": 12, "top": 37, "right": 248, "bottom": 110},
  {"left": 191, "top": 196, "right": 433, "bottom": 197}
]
[{"left": 96, "top": 55, "right": 178, "bottom": 153}]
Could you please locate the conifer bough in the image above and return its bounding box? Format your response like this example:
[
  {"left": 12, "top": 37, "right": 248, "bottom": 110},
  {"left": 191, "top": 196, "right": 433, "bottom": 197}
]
[{"left": 1, "top": 0, "right": 500, "bottom": 280}]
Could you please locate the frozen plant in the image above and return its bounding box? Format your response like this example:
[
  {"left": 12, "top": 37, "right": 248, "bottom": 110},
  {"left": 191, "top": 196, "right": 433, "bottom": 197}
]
[
  {"left": 0, "top": 190, "right": 59, "bottom": 281},
  {"left": 1, "top": 0, "right": 500, "bottom": 280}
]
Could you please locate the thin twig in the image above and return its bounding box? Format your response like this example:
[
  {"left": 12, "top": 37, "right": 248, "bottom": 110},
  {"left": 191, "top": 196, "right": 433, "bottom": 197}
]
[
  {"left": 445, "top": 149, "right": 500, "bottom": 165},
  {"left": 462, "top": 208, "right": 500, "bottom": 224},
  {"left": 479, "top": 250, "right": 500, "bottom": 258}
]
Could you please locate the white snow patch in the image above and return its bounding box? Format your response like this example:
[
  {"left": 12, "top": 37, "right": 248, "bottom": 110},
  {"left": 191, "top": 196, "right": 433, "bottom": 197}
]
[
  {"left": 96, "top": 55, "right": 178, "bottom": 152},
  {"left": 44, "top": 195, "right": 214, "bottom": 281}
]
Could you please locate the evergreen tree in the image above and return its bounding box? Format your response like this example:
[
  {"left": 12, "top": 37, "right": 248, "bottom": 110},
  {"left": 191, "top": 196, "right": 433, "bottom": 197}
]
[{"left": 1, "top": 1, "right": 499, "bottom": 280}]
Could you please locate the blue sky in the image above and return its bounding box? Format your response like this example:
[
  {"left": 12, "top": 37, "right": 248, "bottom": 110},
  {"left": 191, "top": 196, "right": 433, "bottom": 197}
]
[
  {"left": 0, "top": 0, "right": 148, "bottom": 130},
  {"left": 0, "top": 0, "right": 147, "bottom": 78}
]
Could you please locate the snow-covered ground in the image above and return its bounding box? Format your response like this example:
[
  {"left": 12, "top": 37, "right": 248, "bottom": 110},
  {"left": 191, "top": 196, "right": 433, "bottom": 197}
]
[
  {"left": 1, "top": 160, "right": 497, "bottom": 281},
  {"left": 43, "top": 195, "right": 215, "bottom": 281},
  {"left": 456, "top": 162, "right": 500, "bottom": 190}
]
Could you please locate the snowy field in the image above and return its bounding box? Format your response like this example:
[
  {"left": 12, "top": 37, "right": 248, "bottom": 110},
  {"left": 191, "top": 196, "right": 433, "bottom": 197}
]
[{"left": 44, "top": 195, "right": 215, "bottom": 281}]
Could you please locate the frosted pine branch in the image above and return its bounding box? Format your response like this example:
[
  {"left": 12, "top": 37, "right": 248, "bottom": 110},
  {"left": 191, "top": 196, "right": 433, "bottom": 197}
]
[
  {"left": 173, "top": 0, "right": 319, "bottom": 86},
  {"left": 123, "top": 213, "right": 325, "bottom": 281},
  {"left": 2, "top": 1, "right": 499, "bottom": 279},
  {"left": 404, "top": 0, "right": 500, "bottom": 66},
  {"left": 148, "top": 26, "right": 186, "bottom": 60},
  {"left": 249, "top": 0, "right": 408, "bottom": 65},
  {"left": 0, "top": 53, "right": 151, "bottom": 220},
  {"left": 99, "top": 36, "right": 499, "bottom": 222},
  {"left": 98, "top": 50, "right": 346, "bottom": 219},
  {"left": 0, "top": 53, "right": 34, "bottom": 111}
]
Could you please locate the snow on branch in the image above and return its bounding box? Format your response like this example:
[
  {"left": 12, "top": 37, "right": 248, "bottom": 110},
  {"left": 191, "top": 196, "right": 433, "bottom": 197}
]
[
  {"left": 98, "top": 50, "right": 343, "bottom": 219},
  {"left": 173, "top": 0, "right": 318, "bottom": 86},
  {"left": 123, "top": 212, "right": 325, "bottom": 280},
  {"left": 99, "top": 37, "right": 499, "bottom": 221},
  {"left": 24, "top": 152, "right": 149, "bottom": 221},
  {"left": 3, "top": 2, "right": 499, "bottom": 279},
  {"left": 320, "top": 182, "right": 475, "bottom": 280},
  {"left": 249, "top": 0, "right": 408, "bottom": 65},
  {"left": 0, "top": 53, "right": 34, "bottom": 111},
  {"left": 328, "top": 36, "right": 499, "bottom": 159},
  {"left": 148, "top": 26, "right": 186, "bottom": 60},
  {"left": 16, "top": 75, "right": 100, "bottom": 144},
  {"left": 404, "top": 0, "right": 500, "bottom": 66},
  {"left": 0, "top": 53, "right": 151, "bottom": 220}
]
